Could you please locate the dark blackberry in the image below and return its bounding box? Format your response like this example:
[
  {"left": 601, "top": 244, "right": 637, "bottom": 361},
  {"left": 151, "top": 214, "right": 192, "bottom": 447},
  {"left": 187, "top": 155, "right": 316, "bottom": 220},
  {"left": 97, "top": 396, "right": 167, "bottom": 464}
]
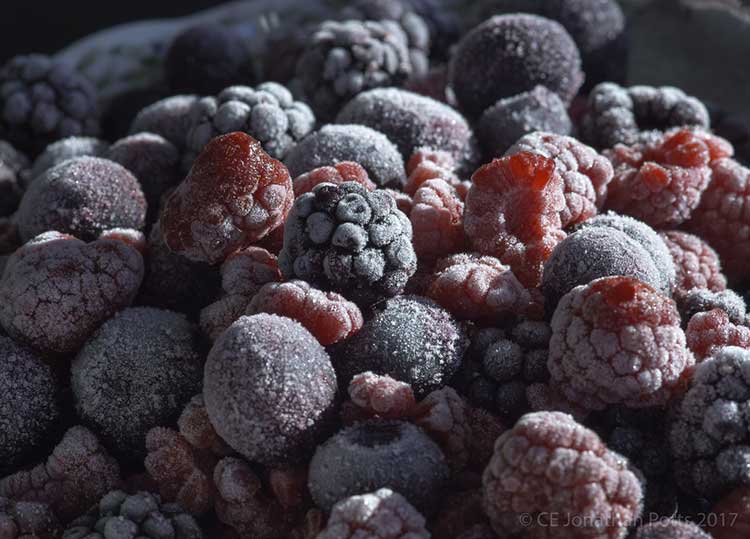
[
  {"left": 165, "top": 24, "right": 255, "bottom": 95},
  {"left": 183, "top": 82, "right": 314, "bottom": 169},
  {"left": 581, "top": 82, "right": 711, "bottom": 149},
  {"left": 203, "top": 314, "right": 338, "bottom": 465},
  {"left": 130, "top": 95, "right": 199, "bottom": 150},
  {"left": 0, "top": 336, "right": 59, "bottom": 470},
  {"left": 296, "top": 19, "right": 412, "bottom": 121},
  {"left": 0, "top": 497, "right": 59, "bottom": 539},
  {"left": 330, "top": 295, "right": 467, "bottom": 396},
  {"left": 0, "top": 54, "right": 100, "bottom": 155},
  {"left": 29, "top": 136, "right": 109, "bottom": 182},
  {"left": 308, "top": 420, "right": 448, "bottom": 513},
  {"left": 0, "top": 140, "right": 27, "bottom": 216},
  {"left": 336, "top": 87, "right": 480, "bottom": 175},
  {"left": 71, "top": 307, "right": 203, "bottom": 458},
  {"left": 63, "top": 490, "right": 204, "bottom": 539},
  {"left": 284, "top": 124, "right": 405, "bottom": 189},
  {"left": 450, "top": 14, "right": 583, "bottom": 118},
  {"left": 279, "top": 181, "right": 417, "bottom": 304},
  {"left": 678, "top": 288, "right": 747, "bottom": 326},
  {"left": 477, "top": 86, "right": 572, "bottom": 158}
]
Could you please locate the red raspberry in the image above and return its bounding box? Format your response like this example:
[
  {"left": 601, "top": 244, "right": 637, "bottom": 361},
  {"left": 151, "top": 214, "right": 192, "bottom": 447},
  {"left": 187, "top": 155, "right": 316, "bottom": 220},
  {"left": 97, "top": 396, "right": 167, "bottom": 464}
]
[
  {"left": 161, "top": 132, "right": 293, "bottom": 265},
  {"left": 410, "top": 179, "right": 466, "bottom": 262},
  {"left": 604, "top": 129, "right": 732, "bottom": 228},
  {"left": 686, "top": 309, "right": 750, "bottom": 360},
  {"left": 464, "top": 152, "right": 566, "bottom": 288},
  {"left": 709, "top": 487, "right": 750, "bottom": 539},
  {"left": 292, "top": 161, "right": 376, "bottom": 197},
  {"left": 660, "top": 230, "right": 726, "bottom": 298},
  {"left": 246, "top": 280, "right": 363, "bottom": 345},
  {"left": 404, "top": 148, "right": 470, "bottom": 200},
  {"left": 427, "top": 253, "right": 538, "bottom": 321},
  {"left": 549, "top": 276, "right": 694, "bottom": 411},
  {"left": 482, "top": 411, "right": 643, "bottom": 539},
  {"left": 348, "top": 372, "right": 416, "bottom": 420}
]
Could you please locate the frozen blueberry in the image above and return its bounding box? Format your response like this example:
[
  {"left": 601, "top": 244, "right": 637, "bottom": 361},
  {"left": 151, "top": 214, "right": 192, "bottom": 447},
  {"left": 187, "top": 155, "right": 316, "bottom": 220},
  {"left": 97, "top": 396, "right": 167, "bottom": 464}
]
[
  {"left": 28, "top": 136, "right": 110, "bottom": 182},
  {"left": 130, "top": 94, "right": 199, "bottom": 150}
]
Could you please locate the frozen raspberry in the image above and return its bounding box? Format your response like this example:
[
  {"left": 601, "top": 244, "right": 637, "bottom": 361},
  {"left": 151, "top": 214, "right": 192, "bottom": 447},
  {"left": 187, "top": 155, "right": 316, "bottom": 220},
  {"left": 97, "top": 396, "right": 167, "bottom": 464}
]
[
  {"left": 549, "top": 276, "right": 693, "bottom": 411},
  {"left": 710, "top": 487, "right": 750, "bottom": 539},
  {"left": 279, "top": 181, "right": 416, "bottom": 305},
  {"left": 450, "top": 14, "right": 583, "bottom": 117},
  {"left": 293, "top": 161, "right": 376, "bottom": 197},
  {"left": 17, "top": 156, "right": 146, "bottom": 242},
  {"left": 161, "top": 132, "right": 293, "bottom": 265},
  {"left": 464, "top": 152, "right": 566, "bottom": 288},
  {"left": 284, "top": 124, "right": 405, "bottom": 189},
  {"left": 669, "top": 346, "right": 750, "bottom": 497},
  {"left": 317, "top": 488, "right": 429, "bottom": 539},
  {"left": 337, "top": 87, "right": 480, "bottom": 175},
  {"left": 0, "top": 336, "right": 59, "bottom": 470},
  {"left": 686, "top": 309, "right": 750, "bottom": 360},
  {"left": 633, "top": 520, "right": 711, "bottom": 539},
  {"left": 246, "top": 280, "right": 363, "bottom": 346},
  {"left": 679, "top": 288, "right": 747, "bottom": 326},
  {"left": 28, "top": 135, "right": 109, "bottom": 181},
  {"left": 507, "top": 131, "right": 614, "bottom": 226},
  {"left": 661, "top": 230, "right": 727, "bottom": 299},
  {"left": 604, "top": 129, "right": 731, "bottom": 227},
  {"left": 482, "top": 411, "right": 642, "bottom": 538},
  {"left": 177, "top": 394, "right": 232, "bottom": 456},
  {"left": 403, "top": 148, "right": 463, "bottom": 196},
  {"left": 427, "top": 253, "right": 536, "bottom": 322},
  {"left": 0, "top": 426, "right": 121, "bottom": 523},
  {"left": 687, "top": 157, "right": 750, "bottom": 283},
  {"left": 0, "top": 497, "right": 59, "bottom": 539},
  {"left": 204, "top": 314, "right": 337, "bottom": 465},
  {"left": 348, "top": 372, "right": 416, "bottom": 420},
  {"left": 308, "top": 421, "right": 448, "bottom": 513},
  {"left": 0, "top": 141, "right": 27, "bottom": 216},
  {"left": 0, "top": 231, "right": 143, "bottom": 357},
  {"left": 71, "top": 307, "right": 203, "bottom": 457},
  {"left": 410, "top": 178, "right": 466, "bottom": 261},
  {"left": 581, "top": 83, "right": 711, "bottom": 149},
  {"left": 130, "top": 95, "right": 199, "bottom": 150},
  {"left": 331, "top": 295, "right": 467, "bottom": 396}
]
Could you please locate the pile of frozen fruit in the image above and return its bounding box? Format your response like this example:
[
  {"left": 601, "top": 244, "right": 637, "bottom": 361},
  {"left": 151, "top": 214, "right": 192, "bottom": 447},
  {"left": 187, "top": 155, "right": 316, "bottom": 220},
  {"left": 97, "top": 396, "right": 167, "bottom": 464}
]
[{"left": 1, "top": 0, "right": 750, "bottom": 537}]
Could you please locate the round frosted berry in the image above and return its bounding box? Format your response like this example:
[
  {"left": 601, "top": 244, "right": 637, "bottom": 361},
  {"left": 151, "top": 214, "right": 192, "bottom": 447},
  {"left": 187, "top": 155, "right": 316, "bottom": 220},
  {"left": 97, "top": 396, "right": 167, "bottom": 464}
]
[
  {"left": 204, "top": 314, "right": 337, "bottom": 465},
  {"left": 482, "top": 411, "right": 642, "bottom": 538},
  {"left": 284, "top": 124, "right": 405, "bottom": 189},
  {"left": 410, "top": 178, "right": 466, "bottom": 261},
  {"left": 130, "top": 95, "right": 199, "bottom": 150},
  {"left": 17, "top": 156, "right": 146, "bottom": 242},
  {"left": 549, "top": 276, "right": 693, "bottom": 411},
  {"left": 29, "top": 136, "right": 109, "bottom": 181},
  {"left": 661, "top": 230, "right": 726, "bottom": 298},
  {"left": 463, "top": 152, "right": 566, "bottom": 288},
  {"left": 293, "top": 161, "right": 376, "bottom": 197},
  {"left": 450, "top": 14, "right": 583, "bottom": 117},
  {"left": 633, "top": 520, "right": 711, "bottom": 539},
  {"left": 161, "top": 132, "right": 293, "bottom": 265},
  {"left": 308, "top": 421, "right": 448, "bottom": 513},
  {"left": 686, "top": 308, "right": 750, "bottom": 360},
  {"left": 330, "top": 295, "right": 467, "bottom": 396}
]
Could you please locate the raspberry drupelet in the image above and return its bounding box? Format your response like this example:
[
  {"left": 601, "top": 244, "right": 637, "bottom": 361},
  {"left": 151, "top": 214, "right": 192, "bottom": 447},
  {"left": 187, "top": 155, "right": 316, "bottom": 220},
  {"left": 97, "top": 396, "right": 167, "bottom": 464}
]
[
  {"left": 685, "top": 308, "right": 750, "bottom": 360},
  {"left": 660, "top": 230, "right": 727, "bottom": 299},
  {"left": 463, "top": 151, "right": 566, "bottom": 288},
  {"left": 161, "top": 132, "right": 293, "bottom": 265},
  {"left": 293, "top": 161, "right": 376, "bottom": 197},
  {"left": 482, "top": 411, "right": 642, "bottom": 539},
  {"left": 548, "top": 276, "right": 694, "bottom": 411},
  {"left": 0, "top": 497, "right": 59, "bottom": 539},
  {"left": 410, "top": 178, "right": 466, "bottom": 262}
]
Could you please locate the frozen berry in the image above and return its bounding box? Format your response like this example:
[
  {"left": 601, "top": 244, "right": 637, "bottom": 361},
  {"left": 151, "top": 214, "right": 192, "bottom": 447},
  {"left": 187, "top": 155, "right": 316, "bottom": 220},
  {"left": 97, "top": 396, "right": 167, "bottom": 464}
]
[
  {"left": 177, "top": 394, "right": 232, "bottom": 456},
  {"left": 686, "top": 308, "right": 750, "bottom": 360},
  {"left": 0, "top": 497, "right": 59, "bottom": 539},
  {"left": 450, "top": 14, "right": 583, "bottom": 117},
  {"left": 293, "top": 161, "right": 376, "bottom": 197},
  {"left": 28, "top": 135, "right": 109, "bottom": 181},
  {"left": 337, "top": 88, "right": 480, "bottom": 175},
  {"left": 17, "top": 156, "right": 146, "bottom": 242},
  {"left": 633, "top": 520, "right": 712, "bottom": 539},
  {"left": 130, "top": 95, "right": 199, "bottom": 150},
  {"left": 348, "top": 372, "right": 416, "bottom": 420},
  {"left": 549, "top": 276, "right": 693, "bottom": 411},
  {"left": 403, "top": 148, "right": 465, "bottom": 198},
  {"left": 0, "top": 426, "right": 121, "bottom": 523},
  {"left": 0, "top": 54, "right": 100, "bottom": 155},
  {"left": 710, "top": 487, "right": 750, "bottom": 539},
  {"left": 0, "top": 231, "right": 144, "bottom": 357},
  {"left": 284, "top": 124, "right": 405, "bottom": 189},
  {"left": 247, "top": 280, "right": 363, "bottom": 346},
  {"left": 308, "top": 421, "right": 448, "bottom": 513},
  {"left": 0, "top": 336, "right": 59, "bottom": 469},
  {"left": 679, "top": 288, "right": 746, "bottom": 326},
  {"left": 161, "top": 132, "right": 293, "bottom": 265},
  {"left": 661, "top": 230, "right": 726, "bottom": 300},
  {"left": 204, "top": 314, "right": 337, "bottom": 465},
  {"left": 404, "top": 65, "right": 451, "bottom": 104},
  {"left": 482, "top": 411, "right": 642, "bottom": 538},
  {"left": 331, "top": 295, "right": 467, "bottom": 396},
  {"left": 410, "top": 178, "right": 466, "bottom": 261},
  {"left": 0, "top": 140, "right": 28, "bottom": 216},
  {"left": 463, "top": 152, "right": 566, "bottom": 288}
]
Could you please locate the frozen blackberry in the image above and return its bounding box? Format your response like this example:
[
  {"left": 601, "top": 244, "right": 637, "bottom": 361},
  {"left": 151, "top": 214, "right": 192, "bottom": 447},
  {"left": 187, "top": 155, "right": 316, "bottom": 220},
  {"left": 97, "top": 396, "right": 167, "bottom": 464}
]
[
  {"left": 284, "top": 124, "right": 405, "bottom": 189},
  {"left": 477, "top": 86, "right": 573, "bottom": 158},
  {"left": 581, "top": 83, "right": 711, "bottom": 149},
  {"left": 0, "top": 140, "right": 27, "bottom": 216},
  {"left": 679, "top": 288, "right": 746, "bottom": 326},
  {"left": 0, "top": 54, "right": 100, "bottom": 155},
  {"left": 63, "top": 490, "right": 203, "bottom": 539},
  {"left": 204, "top": 314, "right": 338, "bottom": 465},
  {"left": 130, "top": 95, "right": 199, "bottom": 150},
  {"left": 633, "top": 520, "right": 712, "bottom": 539},
  {"left": 279, "top": 181, "right": 416, "bottom": 304},
  {"left": 0, "top": 497, "right": 59, "bottom": 539},
  {"left": 337, "top": 87, "right": 480, "bottom": 175},
  {"left": 661, "top": 230, "right": 727, "bottom": 300},
  {"left": 308, "top": 421, "right": 448, "bottom": 513},
  {"left": 330, "top": 295, "right": 467, "bottom": 396},
  {"left": 183, "top": 83, "right": 314, "bottom": 168},
  {"left": 29, "top": 136, "right": 109, "bottom": 181},
  {"left": 670, "top": 346, "right": 750, "bottom": 497},
  {"left": 296, "top": 19, "right": 412, "bottom": 121},
  {"left": 0, "top": 336, "right": 59, "bottom": 470},
  {"left": 450, "top": 14, "right": 583, "bottom": 118},
  {"left": 17, "top": 156, "right": 147, "bottom": 243}
]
